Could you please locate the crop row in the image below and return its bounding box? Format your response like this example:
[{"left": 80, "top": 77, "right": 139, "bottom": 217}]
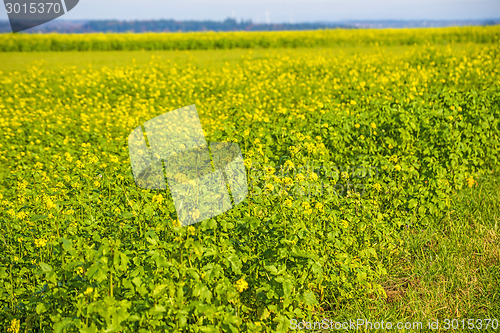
[{"left": 0, "top": 26, "right": 498, "bottom": 52}]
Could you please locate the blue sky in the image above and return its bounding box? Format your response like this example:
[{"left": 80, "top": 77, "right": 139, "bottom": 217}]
[{"left": 1, "top": 0, "right": 499, "bottom": 22}]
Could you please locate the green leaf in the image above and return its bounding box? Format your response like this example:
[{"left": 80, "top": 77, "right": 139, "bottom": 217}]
[
  {"left": 53, "top": 318, "right": 73, "bottom": 333},
  {"left": 264, "top": 265, "right": 278, "bottom": 274},
  {"left": 61, "top": 238, "right": 73, "bottom": 252},
  {"left": 408, "top": 198, "right": 418, "bottom": 209},
  {"left": 79, "top": 325, "right": 98, "bottom": 333},
  {"left": 283, "top": 280, "right": 293, "bottom": 298},
  {"left": 150, "top": 304, "right": 166, "bottom": 315},
  {"left": 40, "top": 262, "right": 53, "bottom": 273},
  {"left": 121, "top": 211, "right": 135, "bottom": 219},
  {"left": 303, "top": 291, "right": 318, "bottom": 305},
  {"left": 30, "top": 215, "right": 48, "bottom": 222},
  {"left": 36, "top": 302, "right": 48, "bottom": 314}
]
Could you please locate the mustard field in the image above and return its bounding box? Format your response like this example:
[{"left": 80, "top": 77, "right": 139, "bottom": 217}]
[{"left": 0, "top": 27, "right": 499, "bottom": 332}]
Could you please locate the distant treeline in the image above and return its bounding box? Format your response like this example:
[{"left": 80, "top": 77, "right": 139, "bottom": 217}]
[
  {"left": 0, "top": 18, "right": 348, "bottom": 33},
  {"left": 0, "top": 26, "right": 498, "bottom": 52},
  {"left": 82, "top": 19, "right": 348, "bottom": 33},
  {"left": 1, "top": 18, "right": 498, "bottom": 34}
]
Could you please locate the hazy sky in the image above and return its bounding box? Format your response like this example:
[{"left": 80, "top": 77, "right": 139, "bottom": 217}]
[{"left": 1, "top": 0, "right": 499, "bottom": 23}]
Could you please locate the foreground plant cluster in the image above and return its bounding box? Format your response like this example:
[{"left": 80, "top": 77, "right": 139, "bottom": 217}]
[{"left": 0, "top": 28, "right": 499, "bottom": 332}]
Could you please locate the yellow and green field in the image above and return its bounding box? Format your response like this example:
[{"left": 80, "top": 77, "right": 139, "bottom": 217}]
[{"left": 0, "top": 27, "right": 499, "bottom": 332}]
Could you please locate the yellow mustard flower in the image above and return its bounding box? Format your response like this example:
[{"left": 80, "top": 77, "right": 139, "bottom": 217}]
[
  {"left": 152, "top": 193, "right": 164, "bottom": 205},
  {"left": 191, "top": 209, "right": 200, "bottom": 220},
  {"left": 16, "top": 212, "right": 28, "bottom": 220},
  {"left": 45, "top": 197, "right": 56, "bottom": 210},
  {"left": 309, "top": 173, "right": 319, "bottom": 182},
  {"left": 235, "top": 278, "right": 249, "bottom": 292},
  {"left": 466, "top": 176, "right": 476, "bottom": 188},
  {"left": 7, "top": 318, "right": 20, "bottom": 333},
  {"left": 35, "top": 238, "right": 47, "bottom": 248}
]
